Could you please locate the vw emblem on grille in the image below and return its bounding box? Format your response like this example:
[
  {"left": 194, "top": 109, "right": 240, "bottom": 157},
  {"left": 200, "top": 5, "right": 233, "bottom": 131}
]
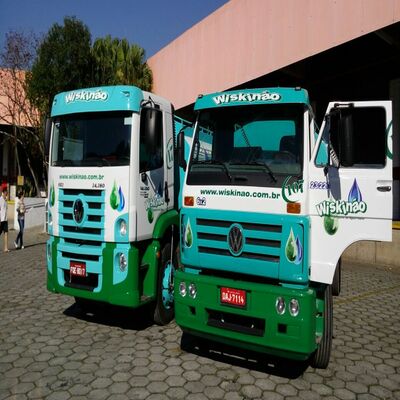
[
  {"left": 228, "top": 224, "right": 244, "bottom": 256},
  {"left": 73, "top": 199, "right": 84, "bottom": 224}
]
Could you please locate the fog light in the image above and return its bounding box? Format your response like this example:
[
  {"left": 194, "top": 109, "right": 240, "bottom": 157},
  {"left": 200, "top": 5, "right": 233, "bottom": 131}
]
[
  {"left": 119, "top": 253, "right": 127, "bottom": 271},
  {"left": 276, "top": 297, "right": 286, "bottom": 315},
  {"left": 179, "top": 282, "right": 187, "bottom": 297},
  {"left": 188, "top": 283, "right": 197, "bottom": 299},
  {"left": 289, "top": 299, "right": 299, "bottom": 317},
  {"left": 119, "top": 219, "right": 127, "bottom": 236}
]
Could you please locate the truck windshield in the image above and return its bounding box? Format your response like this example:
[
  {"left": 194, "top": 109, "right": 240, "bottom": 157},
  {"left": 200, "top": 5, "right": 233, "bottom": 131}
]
[
  {"left": 51, "top": 111, "right": 133, "bottom": 167},
  {"left": 187, "top": 104, "right": 304, "bottom": 187}
]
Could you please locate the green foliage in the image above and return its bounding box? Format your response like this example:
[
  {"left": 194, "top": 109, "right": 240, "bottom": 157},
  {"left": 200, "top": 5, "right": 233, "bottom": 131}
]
[
  {"left": 26, "top": 17, "right": 153, "bottom": 114},
  {"left": 27, "top": 17, "right": 92, "bottom": 115},
  {"left": 91, "top": 35, "right": 152, "bottom": 91}
]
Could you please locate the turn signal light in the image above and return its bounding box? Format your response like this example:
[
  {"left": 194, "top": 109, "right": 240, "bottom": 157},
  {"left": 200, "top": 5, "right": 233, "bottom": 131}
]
[
  {"left": 184, "top": 196, "right": 194, "bottom": 206},
  {"left": 287, "top": 202, "right": 301, "bottom": 214}
]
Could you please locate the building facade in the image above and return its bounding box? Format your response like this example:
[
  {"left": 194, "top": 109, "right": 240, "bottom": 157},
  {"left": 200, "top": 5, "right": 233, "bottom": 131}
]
[{"left": 148, "top": 0, "right": 400, "bottom": 218}]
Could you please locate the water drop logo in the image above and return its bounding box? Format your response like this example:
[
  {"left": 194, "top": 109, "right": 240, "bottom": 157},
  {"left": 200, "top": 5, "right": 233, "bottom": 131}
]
[
  {"left": 324, "top": 215, "right": 339, "bottom": 235},
  {"left": 110, "top": 182, "right": 125, "bottom": 211},
  {"left": 117, "top": 186, "right": 125, "bottom": 211},
  {"left": 285, "top": 228, "right": 303, "bottom": 265},
  {"left": 348, "top": 179, "right": 362, "bottom": 203},
  {"left": 147, "top": 208, "right": 154, "bottom": 223},
  {"left": 316, "top": 179, "right": 367, "bottom": 217},
  {"left": 49, "top": 183, "right": 55, "bottom": 207},
  {"left": 184, "top": 219, "right": 193, "bottom": 248}
]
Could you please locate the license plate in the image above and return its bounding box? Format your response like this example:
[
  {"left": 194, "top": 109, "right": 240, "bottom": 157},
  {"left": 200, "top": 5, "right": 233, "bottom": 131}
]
[
  {"left": 220, "top": 287, "right": 246, "bottom": 307},
  {"left": 70, "top": 261, "right": 86, "bottom": 277}
]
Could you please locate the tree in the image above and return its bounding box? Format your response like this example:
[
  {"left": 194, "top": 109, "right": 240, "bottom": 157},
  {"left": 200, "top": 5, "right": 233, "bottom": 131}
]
[
  {"left": 0, "top": 31, "right": 43, "bottom": 195},
  {"left": 27, "top": 17, "right": 92, "bottom": 116},
  {"left": 91, "top": 35, "right": 152, "bottom": 90}
]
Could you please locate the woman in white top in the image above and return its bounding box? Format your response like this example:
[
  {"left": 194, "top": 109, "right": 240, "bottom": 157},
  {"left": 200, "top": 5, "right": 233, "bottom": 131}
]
[
  {"left": 0, "top": 189, "right": 9, "bottom": 252},
  {"left": 15, "top": 191, "right": 26, "bottom": 249}
]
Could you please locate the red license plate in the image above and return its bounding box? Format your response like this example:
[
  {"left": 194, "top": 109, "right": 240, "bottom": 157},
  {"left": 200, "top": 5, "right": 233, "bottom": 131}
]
[
  {"left": 70, "top": 261, "right": 86, "bottom": 277},
  {"left": 220, "top": 287, "right": 246, "bottom": 307}
]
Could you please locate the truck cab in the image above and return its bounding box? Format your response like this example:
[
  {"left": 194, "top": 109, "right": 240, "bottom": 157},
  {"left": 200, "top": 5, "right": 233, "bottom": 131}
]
[
  {"left": 46, "top": 85, "right": 190, "bottom": 325},
  {"left": 175, "top": 87, "right": 392, "bottom": 367}
]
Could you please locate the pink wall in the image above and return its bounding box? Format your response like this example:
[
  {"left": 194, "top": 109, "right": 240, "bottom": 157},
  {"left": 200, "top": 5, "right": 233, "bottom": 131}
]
[{"left": 148, "top": 0, "right": 400, "bottom": 109}]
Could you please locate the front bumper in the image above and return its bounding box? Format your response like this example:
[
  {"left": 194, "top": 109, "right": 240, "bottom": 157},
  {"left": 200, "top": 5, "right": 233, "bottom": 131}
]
[{"left": 175, "top": 270, "right": 318, "bottom": 360}]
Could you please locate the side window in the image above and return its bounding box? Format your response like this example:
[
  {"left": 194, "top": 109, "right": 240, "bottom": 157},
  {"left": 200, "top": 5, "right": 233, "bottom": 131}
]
[
  {"left": 315, "top": 106, "right": 386, "bottom": 168},
  {"left": 331, "top": 107, "right": 386, "bottom": 168},
  {"left": 140, "top": 107, "right": 163, "bottom": 172}
]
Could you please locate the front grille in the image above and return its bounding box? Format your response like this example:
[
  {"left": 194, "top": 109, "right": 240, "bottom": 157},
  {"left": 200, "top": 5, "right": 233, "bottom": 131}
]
[
  {"left": 59, "top": 188, "right": 105, "bottom": 242},
  {"left": 196, "top": 218, "right": 282, "bottom": 263},
  {"left": 57, "top": 188, "right": 106, "bottom": 292}
]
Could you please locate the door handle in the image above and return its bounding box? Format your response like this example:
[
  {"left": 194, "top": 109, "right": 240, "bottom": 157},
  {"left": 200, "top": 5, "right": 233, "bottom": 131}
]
[{"left": 377, "top": 186, "right": 391, "bottom": 192}]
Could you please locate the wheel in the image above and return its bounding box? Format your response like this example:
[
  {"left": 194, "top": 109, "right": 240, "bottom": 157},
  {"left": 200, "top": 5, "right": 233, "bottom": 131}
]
[
  {"left": 311, "top": 285, "right": 333, "bottom": 369},
  {"left": 332, "top": 258, "right": 341, "bottom": 296},
  {"left": 153, "top": 242, "right": 175, "bottom": 325}
]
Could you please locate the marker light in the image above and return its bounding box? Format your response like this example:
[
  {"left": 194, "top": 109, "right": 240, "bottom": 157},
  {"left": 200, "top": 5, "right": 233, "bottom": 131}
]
[
  {"left": 289, "top": 299, "right": 300, "bottom": 317},
  {"left": 188, "top": 283, "right": 197, "bottom": 299},
  {"left": 287, "top": 202, "right": 301, "bottom": 214},
  {"left": 119, "top": 253, "right": 127, "bottom": 271},
  {"left": 119, "top": 219, "right": 127, "bottom": 236},
  {"left": 179, "top": 282, "right": 187, "bottom": 297},
  {"left": 276, "top": 297, "right": 286, "bottom": 315},
  {"left": 184, "top": 196, "right": 194, "bottom": 206}
]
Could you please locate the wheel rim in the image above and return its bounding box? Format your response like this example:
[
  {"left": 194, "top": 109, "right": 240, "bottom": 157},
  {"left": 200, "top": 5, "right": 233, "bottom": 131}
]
[{"left": 161, "top": 260, "right": 174, "bottom": 309}]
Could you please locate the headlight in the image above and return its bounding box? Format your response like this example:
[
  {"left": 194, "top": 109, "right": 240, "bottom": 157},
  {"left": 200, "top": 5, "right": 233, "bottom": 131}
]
[
  {"left": 48, "top": 211, "right": 52, "bottom": 226},
  {"left": 119, "top": 253, "right": 127, "bottom": 271},
  {"left": 276, "top": 297, "right": 286, "bottom": 315},
  {"left": 188, "top": 283, "right": 197, "bottom": 299},
  {"left": 179, "top": 282, "right": 187, "bottom": 297},
  {"left": 289, "top": 299, "right": 299, "bottom": 317},
  {"left": 119, "top": 219, "right": 127, "bottom": 236}
]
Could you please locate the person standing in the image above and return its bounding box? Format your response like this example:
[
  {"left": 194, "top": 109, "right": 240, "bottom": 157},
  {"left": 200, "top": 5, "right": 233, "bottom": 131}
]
[
  {"left": 0, "top": 189, "right": 9, "bottom": 252},
  {"left": 15, "top": 191, "right": 26, "bottom": 249}
]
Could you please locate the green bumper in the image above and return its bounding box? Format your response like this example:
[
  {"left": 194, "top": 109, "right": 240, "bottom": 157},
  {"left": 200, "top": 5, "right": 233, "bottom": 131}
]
[
  {"left": 47, "top": 237, "right": 160, "bottom": 308},
  {"left": 175, "top": 270, "right": 318, "bottom": 360}
]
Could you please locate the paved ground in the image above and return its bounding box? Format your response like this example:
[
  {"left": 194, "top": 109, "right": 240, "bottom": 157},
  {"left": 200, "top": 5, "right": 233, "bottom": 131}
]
[{"left": 1, "top": 227, "right": 400, "bottom": 400}]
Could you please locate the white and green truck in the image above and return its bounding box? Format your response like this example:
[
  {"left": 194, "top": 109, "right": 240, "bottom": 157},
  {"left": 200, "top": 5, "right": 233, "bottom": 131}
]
[
  {"left": 46, "top": 85, "right": 191, "bottom": 325},
  {"left": 175, "top": 87, "right": 393, "bottom": 368}
]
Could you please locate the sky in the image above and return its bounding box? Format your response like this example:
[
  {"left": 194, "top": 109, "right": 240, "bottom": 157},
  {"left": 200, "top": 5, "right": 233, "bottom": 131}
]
[{"left": 0, "top": 0, "right": 228, "bottom": 59}]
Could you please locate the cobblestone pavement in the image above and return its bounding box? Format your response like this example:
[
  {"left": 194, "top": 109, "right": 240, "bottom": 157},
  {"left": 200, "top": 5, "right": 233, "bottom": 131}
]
[{"left": 1, "top": 227, "right": 400, "bottom": 400}]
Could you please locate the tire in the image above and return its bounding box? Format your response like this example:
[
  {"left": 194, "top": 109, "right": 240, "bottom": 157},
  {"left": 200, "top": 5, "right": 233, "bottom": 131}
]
[
  {"left": 153, "top": 242, "right": 175, "bottom": 325},
  {"left": 332, "top": 258, "right": 341, "bottom": 296},
  {"left": 311, "top": 284, "right": 333, "bottom": 369}
]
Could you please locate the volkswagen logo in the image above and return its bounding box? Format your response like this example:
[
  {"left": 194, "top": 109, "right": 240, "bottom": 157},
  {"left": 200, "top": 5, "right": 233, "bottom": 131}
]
[
  {"left": 228, "top": 224, "right": 244, "bottom": 256},
  {"left": 73, "top": 199, "right": 84, "bottom": 224}
]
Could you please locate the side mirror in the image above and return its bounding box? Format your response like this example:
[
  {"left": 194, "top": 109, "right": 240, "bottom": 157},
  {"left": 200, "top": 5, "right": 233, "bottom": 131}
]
[
  {"left": 44, "top": 118, "right": 52, "bottom": 155},
  {"left": 177, "top": 130, "right": 187, "bottom": 171},
  {"left": 338, "top": 113, "right": 355, "bottom": 167},
  {"left": 141, "top": 107, "right": 162, "bottom": 154}
]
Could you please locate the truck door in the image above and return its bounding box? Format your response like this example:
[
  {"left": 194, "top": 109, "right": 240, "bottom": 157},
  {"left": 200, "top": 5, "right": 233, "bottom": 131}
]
[
  {"left": 136, "top": 105, "right": 168, "bottom": 241},
  {"left": 308, "top": 101, "right": 393, "bottom": 284}
]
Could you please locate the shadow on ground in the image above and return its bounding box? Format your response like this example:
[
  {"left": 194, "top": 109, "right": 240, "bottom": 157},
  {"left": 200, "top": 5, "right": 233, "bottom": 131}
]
[
  {"left": 180, "top": 332, "right": 310, "bottom": 378},
  {"left": 63, "top": 300, "right": 156, "bottom": 331}
]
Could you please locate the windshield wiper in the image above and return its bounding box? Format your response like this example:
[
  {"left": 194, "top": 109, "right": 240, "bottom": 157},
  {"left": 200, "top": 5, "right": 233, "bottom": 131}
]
[
  {"left": 238, "top": 161, "right": 277, "bottom": 183},
  {"left": 193, "top": 160, "right": 232, "bottom": 181}
]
